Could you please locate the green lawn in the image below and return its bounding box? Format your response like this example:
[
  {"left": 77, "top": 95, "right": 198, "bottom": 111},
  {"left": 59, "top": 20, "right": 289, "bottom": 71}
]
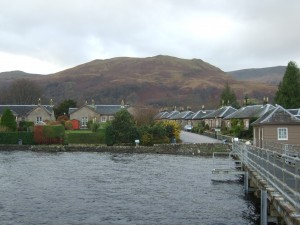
[{"left": 65, "top": 129, "right": 106, "bottom": 144}]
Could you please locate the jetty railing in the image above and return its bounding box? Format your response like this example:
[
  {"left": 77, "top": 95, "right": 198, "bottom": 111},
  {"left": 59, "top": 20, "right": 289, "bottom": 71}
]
[{"left": 233, "top": 141, "right": 300, "bottom": 214}]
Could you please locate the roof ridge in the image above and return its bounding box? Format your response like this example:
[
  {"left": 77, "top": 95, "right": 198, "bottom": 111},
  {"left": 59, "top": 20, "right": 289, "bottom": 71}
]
[{"left": 220, "top": 106, "right": 231, "bottom": 117}]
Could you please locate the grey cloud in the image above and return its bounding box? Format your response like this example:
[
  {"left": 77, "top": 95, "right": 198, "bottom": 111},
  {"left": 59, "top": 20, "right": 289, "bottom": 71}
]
[{"left": 0, "top": 0, "right": 300, "bottom": 72}]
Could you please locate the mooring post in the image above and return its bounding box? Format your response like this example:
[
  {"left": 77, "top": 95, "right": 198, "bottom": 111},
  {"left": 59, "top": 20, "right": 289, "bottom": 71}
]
[
  {"left": 261, "top": 189, "right": 268, "bottom": 225},
  {"left": 244, "top": 171, "right": 249, "bottom": 194}
]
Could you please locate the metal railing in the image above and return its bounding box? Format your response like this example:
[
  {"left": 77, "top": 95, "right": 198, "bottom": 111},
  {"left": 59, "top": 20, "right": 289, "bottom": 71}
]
[
  {"left": 263, "top": 140, "right": 300, "bottom": 156},
  {"left": 233, "top": 141, "right": 300, "bottom": 213},
  {"left": 204, "top": 131, "right": 250, "bottom": 144},
  {"left": 204, "top": 131, "right": 233, "bottom": 143}
]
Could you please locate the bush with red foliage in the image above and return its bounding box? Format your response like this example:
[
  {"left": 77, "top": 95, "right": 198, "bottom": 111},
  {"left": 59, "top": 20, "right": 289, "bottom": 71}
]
[{"left": 34, "top": 125, "right": 65, "bottom": 144}]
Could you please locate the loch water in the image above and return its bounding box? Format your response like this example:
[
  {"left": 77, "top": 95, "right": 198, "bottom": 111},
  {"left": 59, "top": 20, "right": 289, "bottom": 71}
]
[{"left": 0, "top": 151, "right": 259, "bottom": 225}]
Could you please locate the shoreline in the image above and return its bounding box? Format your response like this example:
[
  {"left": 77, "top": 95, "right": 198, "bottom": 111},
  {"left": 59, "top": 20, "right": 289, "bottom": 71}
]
[{"left": 0, "top": 143, "right": 231, "bottom": 156}]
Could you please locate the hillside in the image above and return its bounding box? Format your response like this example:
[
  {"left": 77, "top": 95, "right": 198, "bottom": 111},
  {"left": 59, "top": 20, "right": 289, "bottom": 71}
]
[
  {"left": 227, "top": 66, "right": 286, "bottom": 85},
  {"left": 0, "top": 71, "right": 42, "bottom": 89},
  {"left": 0, "top": 56, "right": 278, "bottom": 109}
]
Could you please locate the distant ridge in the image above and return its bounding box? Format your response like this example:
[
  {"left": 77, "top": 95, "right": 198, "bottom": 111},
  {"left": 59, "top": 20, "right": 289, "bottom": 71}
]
[
  {"left": 0, "top": 70, "right": 43, "bottom": 78},
  {"left": 227, "top": 66, "right": 286, "bottom": 85},
  {"left": 0, "top": 55, "right": 278, "bottom": 108}
]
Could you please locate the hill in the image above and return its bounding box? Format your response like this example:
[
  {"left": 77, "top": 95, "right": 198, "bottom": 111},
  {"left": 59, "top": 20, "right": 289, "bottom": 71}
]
[
  {"left": 0, "top": 56, "right": 278, "bottom": 109},
  {"left": 227, "top": 66, "right": 286, "bottom": 85},
  {"left": 0, "top": 70, "right": 42, "bottom": 89}
]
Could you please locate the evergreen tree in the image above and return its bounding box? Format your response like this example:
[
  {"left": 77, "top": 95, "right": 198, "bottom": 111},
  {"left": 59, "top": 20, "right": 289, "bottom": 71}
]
[
  {"left": 275, "top": 61, "right": 300, "bottom": 108},
  {"left": 0, "top": 108, "right": 17, "bottom": 131},
  {"left": 54, "top": 99, "right": 77, "bottom": 118},
  {"left": 105, "top": 109, "right": 139, "bottom": 145},
  {"left": 219, "top": 83, "right": 239, "bottom": 108}
]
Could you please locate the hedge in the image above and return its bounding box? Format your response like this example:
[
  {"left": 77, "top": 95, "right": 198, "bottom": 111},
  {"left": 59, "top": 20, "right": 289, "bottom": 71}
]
[
  {"left": 66, "top": 131, "right": 105, "bottom": 144},
  {"left": 34, "top": 125, "right": 65, "bottom": 144},
  {"left": 0, "top": 132, "right": 34, "bottom": 145}
]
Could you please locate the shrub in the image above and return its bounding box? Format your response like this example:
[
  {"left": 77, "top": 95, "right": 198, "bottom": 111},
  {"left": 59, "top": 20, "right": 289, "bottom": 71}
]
[
  {"left": 0, "top": 126, "right": 10, "bottom": 132},
  {"left": 66, "top": 130, "right": 105, "bottom": 144},
  {"left": 0, "top": 108, "right": 17, "bottom": 131},
  {"left": 18, "top": 121, "right": 34, "bottom": 132},
  {"left": 34, "top": 125, "right": 65, "bottom": 144},
  {"left": 87, "top": 121, "right": 93, "bottom": 130},
  {"left": 192, "top": 121, "right": 205, "bottom": 134},
  {"left": 160, "top": 120, "right": 181, "bottom": 142},
  {"left": 140, "top": 133, "right": 153, "bottom": 146},
  {"left": 47, "top": 121, "right": 62, "bottom": 125},
  {"left": 65, "top": 120, "right": 73, "bottom": 130},
  {"left": 0, "top": 132, "right": 34, "bottom": 145},
  {"left": 106, "top": 109, "right": 139, "bottom": 145},
  {"left": 91, "top": 123, "right": 100, "bottom": 132},
  {"left": 105, "top": 125, "right": 115, "bottom": 146}
]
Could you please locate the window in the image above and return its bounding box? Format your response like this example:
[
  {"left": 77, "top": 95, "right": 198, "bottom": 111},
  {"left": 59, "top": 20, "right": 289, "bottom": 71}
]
[
  {"left": 244, "top": 120, "right": 249, "bottom": 129},
  {"left": 81, "top": 117, "right": 88, "bottom": 127},
  {"left": 36, "top": 116, "right": 42, "bottom": 124},
  {"left": 101, "top": 116, "right": 107, "bottom": 122},
  {"left": 109, "top": 116, "right": 114, "bottom": 121},
  {"left": 278, "top": 128, "right": 288, "bottom": 140}
]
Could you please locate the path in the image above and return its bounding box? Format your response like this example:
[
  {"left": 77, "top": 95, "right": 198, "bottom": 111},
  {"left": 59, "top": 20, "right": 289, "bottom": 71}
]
[{"left": 180, "top": 131, "right": 222, "bottom": 143}]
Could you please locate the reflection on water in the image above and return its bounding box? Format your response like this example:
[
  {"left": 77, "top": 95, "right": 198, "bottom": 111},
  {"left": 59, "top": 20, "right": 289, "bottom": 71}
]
[{"left": 0, "top": 151, "right": 259, "bottom": 225}]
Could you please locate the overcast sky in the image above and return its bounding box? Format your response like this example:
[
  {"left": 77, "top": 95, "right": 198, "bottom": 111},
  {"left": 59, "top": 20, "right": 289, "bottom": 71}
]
[{"left": 0, "top": 0, "right": 299, "bottom": 74}]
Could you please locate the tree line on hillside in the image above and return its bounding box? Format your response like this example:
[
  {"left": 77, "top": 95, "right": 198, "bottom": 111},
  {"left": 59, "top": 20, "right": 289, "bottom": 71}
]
[
  {"left": 1, "top": 61, "right": 300, "bottom": 112},
  {"left": 220, "top": 61, "right": 300, "bottom": 109},
  {"left": 1, "top": 61, "right": 300, "bottom": 146}
]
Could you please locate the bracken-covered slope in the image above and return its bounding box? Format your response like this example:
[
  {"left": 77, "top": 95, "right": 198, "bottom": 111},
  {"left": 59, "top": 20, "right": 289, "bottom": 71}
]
[
  {"left": 227, "top": 66, "right": 286, "bottom": 85},
  {"left": 0, "top": 55, "right": 278, "bottom": 109}
]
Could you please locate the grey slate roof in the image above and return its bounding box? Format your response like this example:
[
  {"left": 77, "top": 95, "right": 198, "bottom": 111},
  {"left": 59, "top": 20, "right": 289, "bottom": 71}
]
[
  {"left": 94, "top": 105, "right": 127, "bottom": 115},
  {"left": 202, "top": 106, "right": 237, "bottom": 119},
  {"left": 252, "top": 105, "right": 300, "bottom": 126},
  {"left": 69, "top": 105, "right": 128, "bottom": 115},
  {"left": 164, "top": 110, "right": 179, "bottom": 119},
  {"left": 0, "top": 105, "right": 53, "bottom": 116},
  {"left": 169, "top": 111, "right": 194, "bottom": 120},
  {"left": 154, "top": 111, "right": 169, "bottom": 120},
  {"left": 288, "top": 108, "right": 300, "bottom": 117},
  {"left": 224, "top": 104, "right": 275, "bottom": 119},
  {"left": 68, "top": 107, "right": 77, "bottom": 115},
  {"left": 187, "top": 110, "right": 215, "bottom": 120}
]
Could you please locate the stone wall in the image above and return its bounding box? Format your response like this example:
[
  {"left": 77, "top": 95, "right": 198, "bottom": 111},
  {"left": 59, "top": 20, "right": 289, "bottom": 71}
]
[{"left": 0, "top": 143, "right": 231, "bottom": 156}]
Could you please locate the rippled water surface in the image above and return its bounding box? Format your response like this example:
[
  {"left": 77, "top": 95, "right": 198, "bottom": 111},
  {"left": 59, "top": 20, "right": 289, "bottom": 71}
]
[{"left": 0, "top": 151, "right": 259, "bottom": 225}]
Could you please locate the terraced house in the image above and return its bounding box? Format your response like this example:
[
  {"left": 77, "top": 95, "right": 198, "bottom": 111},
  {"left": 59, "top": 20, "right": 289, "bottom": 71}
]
[
  {"left": 252, "top": 105, "right": 300, "bottom": 147},
  {"left": 68, "top": 100, "right": 131, "bottom": 129},
  {"left": 0, "top": 99, "right": 55, "bottom": 125},
  {"left": 223, "top": 104, "right": 275, "bottom": 130},
  {"left": 201, "top": 106, "right": 237, "bottom": 129}
]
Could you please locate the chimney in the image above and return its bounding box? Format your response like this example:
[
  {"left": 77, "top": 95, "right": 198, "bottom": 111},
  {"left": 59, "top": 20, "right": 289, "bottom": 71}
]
[
  {"left": 50, "top": 99, "right": 54, "bottom": 107},
  {"left": 121, "top": 99, "right": 125, "bottom": 108},
  {"left": 244, "top": 95, "right": 248, "bottom": 106},
  {"left": 38, "top": 98, "right": 41, "bottom": 106},
  {"left": 263, "top": 96, "right": 268, "bottom": 105}
]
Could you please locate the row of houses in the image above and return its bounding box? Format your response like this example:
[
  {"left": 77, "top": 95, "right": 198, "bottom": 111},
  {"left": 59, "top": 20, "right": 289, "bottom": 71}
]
[
  {"left": 0, "top": 99, "right": 130, "bottom": 129},
  {"left": 154, "top": 104, "right": 300, "bottom": 147},
  {"left": 1, "top": 99, "right": 300, "bottom": 147}
]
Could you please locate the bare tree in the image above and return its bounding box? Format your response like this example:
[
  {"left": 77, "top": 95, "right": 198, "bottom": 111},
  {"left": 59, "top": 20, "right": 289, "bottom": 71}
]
[{"left": 7, "top": 79, "right": 43, "bottom": 104}]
